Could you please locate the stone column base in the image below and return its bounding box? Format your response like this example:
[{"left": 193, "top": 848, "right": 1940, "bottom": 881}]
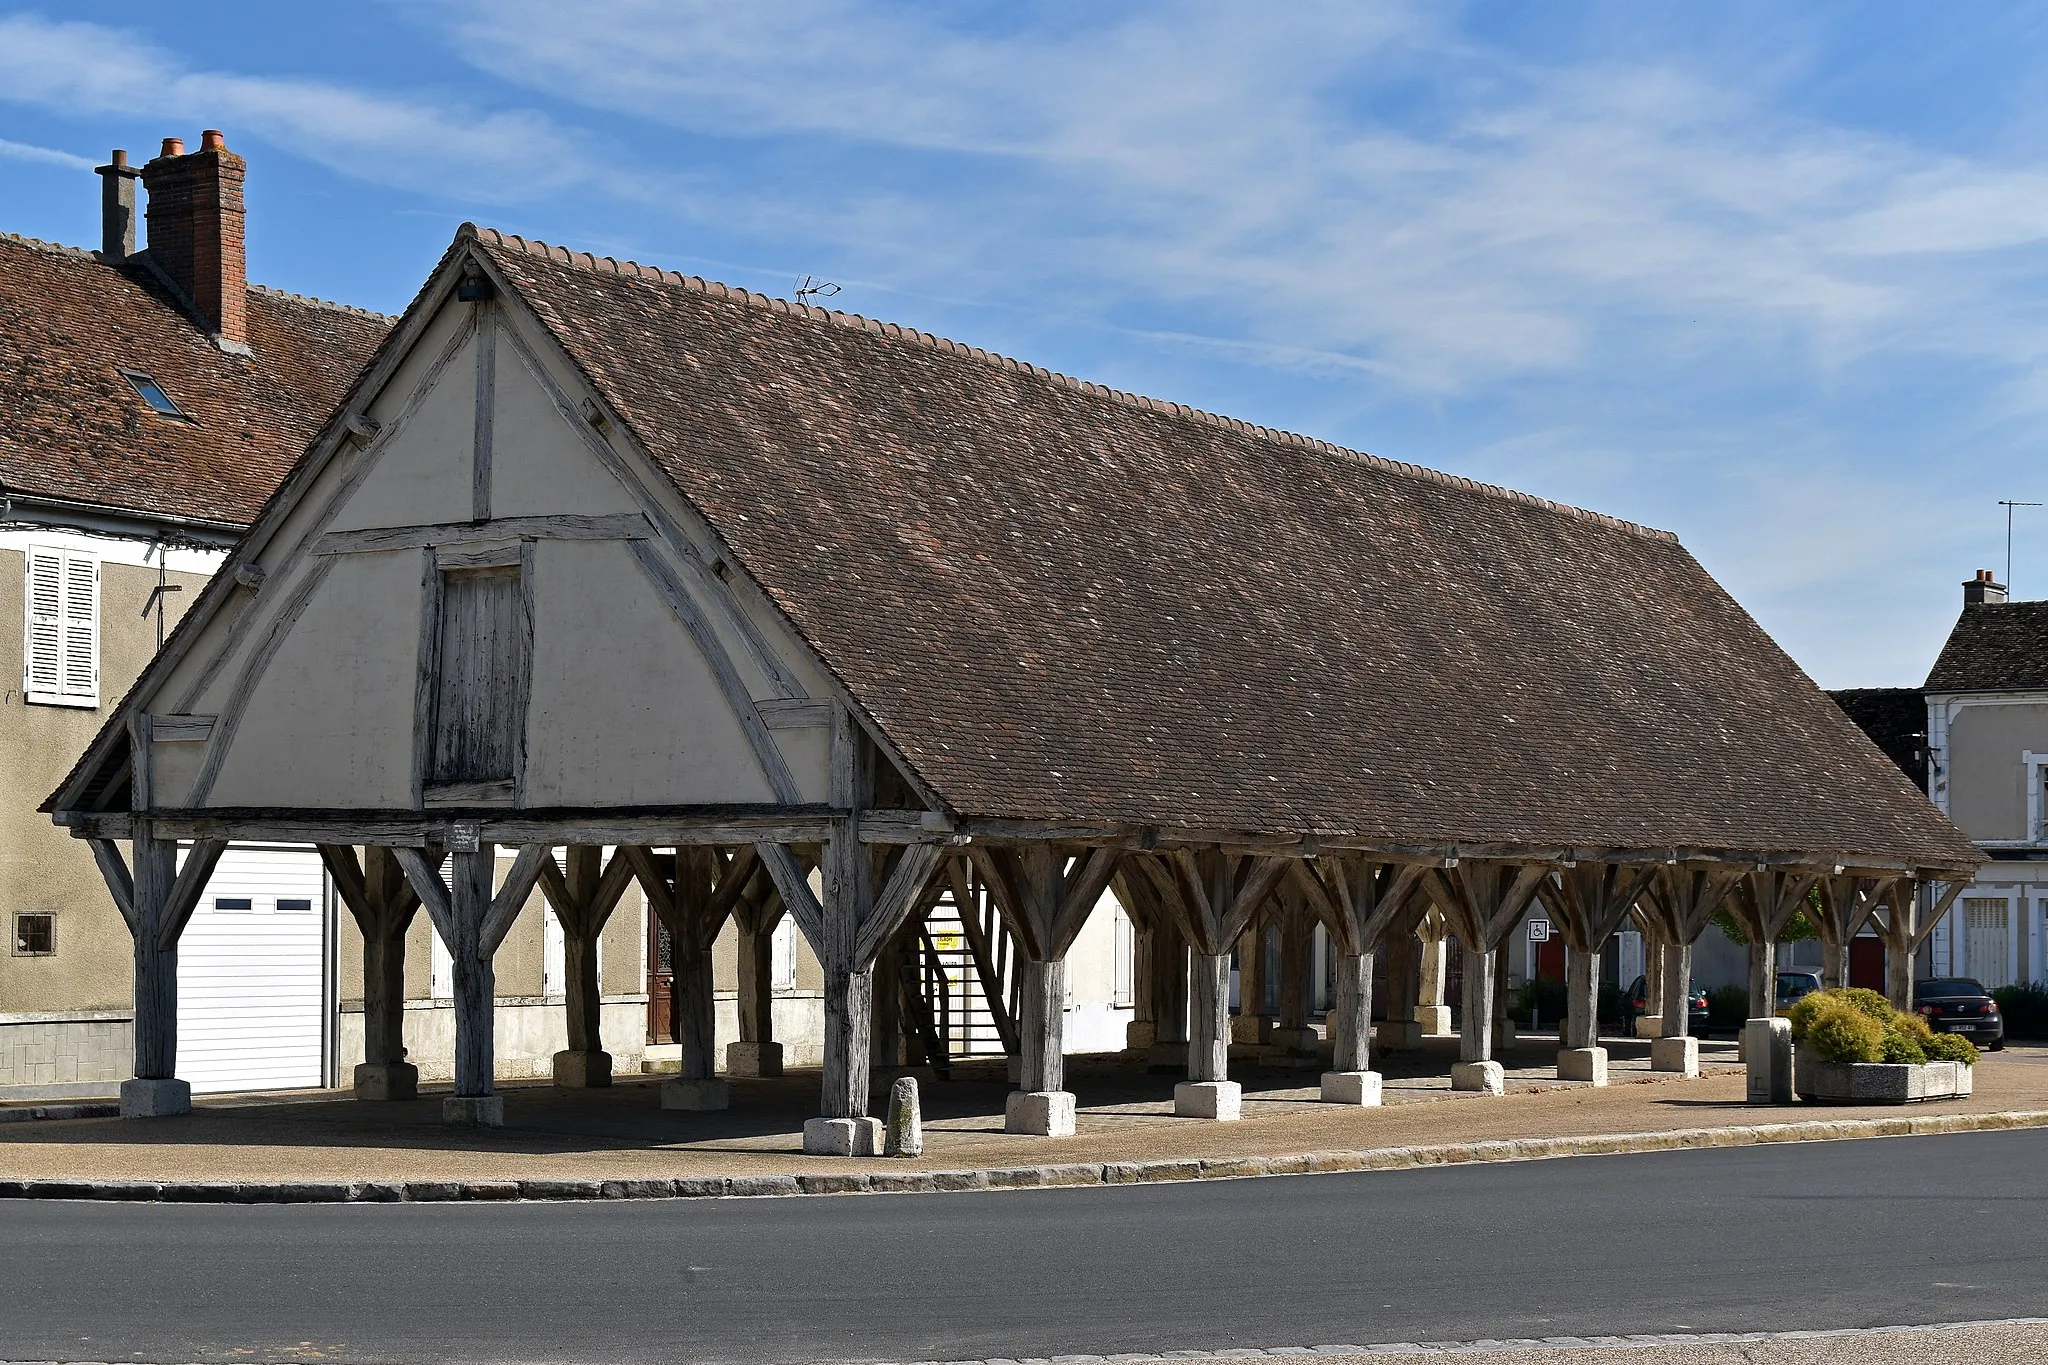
[
  {"left": 119, "top": 1077, "right": 191, "bottom": 1118},
  {"left": 1557, "top": 1046, "right": 1608, "bottom": 1085},
  {"left": 1414, "top": 1005, "right": 1453, "bottom": 1036},
  {"left": 1634, "top": 1015, "right": 1664, "bottom": 1039},
  {"left": 1147, "top": 1041, "right": 1189, "bottom": 1072},
  {"left": 1375, "top": 1019, "right": 1422, "bottom": 1052},
  {"left": 1126, "top": 1020, "right": 1157, "bottom": 1051},
  {"left": 1450, "top": 1061, "right": 1505, "bottom": 1094},
  {"left": 353, "top": 1061, "right": 419, "bottom": 1102},
  {"left": 1173, "top": 1080, "right": 1242, "bottom": 1120},
  {"left": 1230, "top": 1015, "right": 1271, "bottom": 1045},
  {"left": 442, "top": 1095, "right": 505, "bottom": 1127},
  {"left": 726, "top": 1040, "right": 784, "bottom": 1078},
  {"left": 803, "top": 1116, "right": 883, "bottom": 1156},
  {"left": 1319, "top": 1070, "right": 1382, "bottom": 1105},
  {"left": 1743, "top": 1018, "right": 1793, "bottom": 1103},
  {"left": 662, "top": 1077, "right": 731, "bottom": 1111},
  {"left": 551, "top": 1050, "right": 612, "bottom": 1089},
  {"left": 1651, "top": 1035, "right": 1699, "bottom": 1076},
  {"left": 1004, "top": 1089, "right": 1077, "bottom": 1136}
]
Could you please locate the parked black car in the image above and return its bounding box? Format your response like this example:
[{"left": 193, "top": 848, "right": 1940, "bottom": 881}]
[
  {"left": 1913, "top": 977, "right": 2004, "bottom": 1050},
  {"left": 1622, "top": 975, "right": 1710, "bottom": 1034}
]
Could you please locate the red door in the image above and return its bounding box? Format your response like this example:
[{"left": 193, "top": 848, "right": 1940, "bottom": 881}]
[
  {"left": 1537, "top": 938, "right": 1567, "bottom": 982},
  {"left": 1849, "top": 935, "right": 1886, "bottom": 991}
]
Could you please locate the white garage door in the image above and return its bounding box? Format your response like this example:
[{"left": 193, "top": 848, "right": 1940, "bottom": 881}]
[{"left": 177, "top": 845, "right": 330, "bottom": 1094}]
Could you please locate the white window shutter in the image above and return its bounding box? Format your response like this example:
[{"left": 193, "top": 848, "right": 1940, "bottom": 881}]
[
  {"left": 61, "top": 552, "right": 98, "bottom": 703},
  {"left": 24, "top": 545, "right": 99, "bottom": 707}
]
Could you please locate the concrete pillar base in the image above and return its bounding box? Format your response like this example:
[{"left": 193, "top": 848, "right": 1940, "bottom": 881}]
[
  {"left": 119, "top": 1077, "right": 191, "bottom": 1118},
  {"left": 725, "top": 1041, "right": 784, "bottom": 1078},
  {"left": 1743, "top": 1017, "right": 1793, "bottom": 1104},
  {"left": 1414, "top": 1005, "right": 1453, "bottom": 1036},
  {"left": 442, "top": 1095, "right": 505, "bottom": 1127},
  {"left": 662, "top": 1077, "right": 731, "bottom": 1111},
  {"left": 1173, "top": 1080, "right": 1242, "bottom": 1120},
  {"left": 1651, "top": 1035, "right": 1699, "bottom": 1076},
  {"left": 802, "top": 1116, "right": 883, "bottom": 1156},
  {"left": 1147, "top": 1042, "right": 1189, "bottom": 1072},
  {"left": 1449, "top": 1061, "right": 1505, "bottom": 1095},
  {"left": 352, "top": 1061, "right": 419, "bottom": 1102},
  {"left": 1557, "top": 1047, "right": 1608, "bottom": 1085},
  {"left": 1126, "top": 1020, "right": 1157, "bottom": 1051},
  {"left": 1375, "top": 1019, "right": 1422, "bottom": 1052},
  {"left": 551, "top": 1050, "right": 612, "bottom": 1089},
  {"left": 1004, "top": 1089, "right": 1077, "bottom": 1136},
  {"left": 1319, "top": 1070, "right": 1382, "bottom": 1106},
  {"left": 1634, "top": 1015, "right": 1664, "bottom": 1039}
]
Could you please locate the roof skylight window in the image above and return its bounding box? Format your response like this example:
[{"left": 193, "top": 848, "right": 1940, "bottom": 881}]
[{"left": 120, "top": 370, "right": 186, "bottom": 419}]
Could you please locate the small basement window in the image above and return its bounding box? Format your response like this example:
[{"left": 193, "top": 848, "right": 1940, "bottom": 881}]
[
  {"left": 13, "top": 913, "right": 54, "bottom": 956},
  {"left": 214, "top": 897, "right": 253, "bottom": 913},
  {"left": 277, "top": 898, "right": 313, "bottom": 913},
  {"left": 119, "top": 369, "right": 187, "bottom": 419}
]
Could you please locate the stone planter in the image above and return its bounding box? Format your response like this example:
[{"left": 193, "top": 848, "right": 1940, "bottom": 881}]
[{"left": 1792, "top": 1046, "right": 1974, "bottom": 1104}]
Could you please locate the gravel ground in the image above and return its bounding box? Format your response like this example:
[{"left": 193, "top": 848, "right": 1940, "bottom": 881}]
[{"left": 1193, "top": 1321, "right": 2048, "bottom": 1363}]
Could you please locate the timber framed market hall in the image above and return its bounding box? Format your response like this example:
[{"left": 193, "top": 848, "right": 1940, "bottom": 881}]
[{"left": 45, "top": 224, "right": 1983, "bottom": 1152}]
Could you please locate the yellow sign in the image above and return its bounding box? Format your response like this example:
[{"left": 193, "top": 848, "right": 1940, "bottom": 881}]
[{"left": 931, "top": 932, "right": 962, "bottom": 952}]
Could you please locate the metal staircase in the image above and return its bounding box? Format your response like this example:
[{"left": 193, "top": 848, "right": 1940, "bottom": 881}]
[{"left": 913, "top": 861, "right": 1020, "bottom": 1061}]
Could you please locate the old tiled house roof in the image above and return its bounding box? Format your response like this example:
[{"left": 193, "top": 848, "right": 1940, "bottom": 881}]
[
  {"left": 0, "top": 231, "right": 389, "bottom": 529},
  {"left": 1925, "top": 601, "right": 2048, "bottom": 695},
  {"left": 1827, "top": 687, "right": 1927, "bottom": 792},
  {"left": 466, "top": 227, "right": 1977, "bottom": 869}
]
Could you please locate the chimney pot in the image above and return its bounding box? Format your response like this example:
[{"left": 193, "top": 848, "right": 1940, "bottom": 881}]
[
  {"left": 1964, "top": 570, "right": 2009, "bottom": 606},
  {"left": 110, "top": 148, "right": 128, "bottom": 168},
  {"left": 161, "top": 137, "right": 184, "bottom": 158},
  {"left": 200, "top": 129, "right": 225, "bottom": 151}
]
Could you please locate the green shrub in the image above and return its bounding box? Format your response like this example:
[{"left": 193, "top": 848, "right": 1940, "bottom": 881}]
[
  {"left": 1879, "top": 1030, "right": 1927, "bottom": 1064},
  {"left": 1707, "top": 985, "right": 1748, "bottom": 1029},
  {"left": 1785, "top": 990, "right": 1831, "bottom": 1041},
  {"left": 1833, "top": 987, "right": 1896, "bottom": 1024},
  {"left": 1991, "top": 982, "right": 2048, "bottom": 1038},
  {"left": 1924, "top": 1032, "right": 1981, "bottom": 1064},
  {"left": 1802, "top": 1000, "right": 1885, "bottom": 1063}
]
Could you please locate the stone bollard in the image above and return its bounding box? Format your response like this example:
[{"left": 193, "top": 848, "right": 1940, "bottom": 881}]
[{"left": 885, "top": 1075, "right": 923, "bottom": 1157}]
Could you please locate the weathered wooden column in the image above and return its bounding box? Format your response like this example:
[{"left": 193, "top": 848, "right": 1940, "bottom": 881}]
[
  {"left": 1639, "top": 865, "right": 1742, "bottom": 1077},
  {"left": 1660, "top": 940, "right": 1692, "bottom": 1041},
  {"left": 533, "top": 845, "right": 635, "bottom": 1088},
  {"left": 397, "top": 839, "right": 548, "bottom": 1127},
  {"left": 729, "top": 878, "right": 785, "bottom": 1077},
  {"left": 1138, "top": 848, "right": 1290, "bottom": 1120},
  {"left": 1728, "top": 867, "right": 1824, "bottom": 1104},
  {"left": 971, "top": 843, "right": 1120, "bottom": 1135},
  {"left": 1116, "top": 867, "right": 1190, "bottom": 1069},
  {"left": 1639, "top": 936, "right": 1667, "bottom": 1037},
  {"left": 1127, "top": 918, "right": 1156, "bottom": 1051},
  {"left": 1491, "top": 943, "right": 1513, "bottom": 1045},
  {"left": 1272, "top": 889, "right": 1319, "bottom": 1061},
  {"left": 319, "top": 844, "right": 425, "bottom": 1100},
  {"left": 1543, "top": 862, "right": 1655, "bottom": 1087},
  {"left": 872, "top": 929, "right": 906, "bottom": 1069},
  {"left": 91, "top": 831, "right": 223, "bottom": 1118},
  {"left": 1433, "top": 861, "right": 1547, "bottom": 1095},
  {"left": 629, "top": 845, "right": 759, "bottom": 1111},
  {"left": 1232, "top": 913, "right": 1272, "bottom": 1047},
  {"left": 1296, "top": 857, "right": 1423, "bottom": 1105},
  {"left": 1415, "top": 913, "right": 1451, "bottom": 1036},
  {"left": 1376, "top": 916, "right": 1422, "bottom": 1053}
]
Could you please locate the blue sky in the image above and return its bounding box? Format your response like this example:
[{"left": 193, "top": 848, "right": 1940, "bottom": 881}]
[{"left": 3, "top": 2, "right": 2046, "bottom": 688}]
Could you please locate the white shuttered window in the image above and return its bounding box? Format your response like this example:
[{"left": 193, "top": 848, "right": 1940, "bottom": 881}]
[{"left": 24, "top": 545, "right": 98, "bottom": 707}]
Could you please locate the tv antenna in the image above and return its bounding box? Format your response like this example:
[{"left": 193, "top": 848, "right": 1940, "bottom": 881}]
[
  {"left": 794, "top": 275, "right": 840, "bottom": 308},
  {"left": 2000, "top": 499, "right": 2041, "bottom": 594},
  {"left": 139, "top": 538, "right": 184, "bottom": 651}
]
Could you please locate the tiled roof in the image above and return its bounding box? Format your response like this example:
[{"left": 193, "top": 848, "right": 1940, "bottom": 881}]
[
  {"left": 0, "top": 232, "right": 390, "bottom": 528},
  {"left": 1826, "top": 688, "right": 1927, "bottom": 792},
  {"left": 472, "top": 226, "right": 1977, "bottom": 867},
  {"left": 1925, "top": 601, "right": 2048, "bottom": 694}
]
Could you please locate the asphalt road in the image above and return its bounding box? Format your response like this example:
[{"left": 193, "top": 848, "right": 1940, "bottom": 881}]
[{"left": 2, "top": 1129, "right": 2044, "bottom": 1365}]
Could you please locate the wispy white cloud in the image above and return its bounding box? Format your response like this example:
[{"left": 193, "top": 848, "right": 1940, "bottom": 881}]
[
  {"left": 0, "top": 135, "right": 93, "bottom": 169},
  {"left": 0, "top": 13, "right": 592, "bottom": 202}
]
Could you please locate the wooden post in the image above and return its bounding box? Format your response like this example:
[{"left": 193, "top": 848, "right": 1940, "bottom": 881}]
[
  {"left": 1188, "top": 952, "right": 1230, "bottom": 1082},
  {"left": 1019, "top": 957, "right": 1066, "bottom": 1093},
  {"left": 1151, "top": 918, "right": 1190, "bottom": 1053},
  {"left": 872, "top": 930, "right": 905, "bottom": 1070},
  {"left": 1491, "top": 941, "right": 1512, "bottom": 1041},
  {"left": 1416, "top": 923, "right": 1449, "bottom": 1034},
  {"left": 1661, "top": 941, "right": 1692, "bottom": 1039},
  {"left": 1381, "top": 923, "right": 1416, "bottom": 1049},
  {"left": 1459, "top": 945, "right": 1495, "bottom": 1063},
  {"left": 1330, "top": 951, "right": 1372, "bottom": 1072},
  {"left": 1276, "top": 895, "right": 1313, "bottom": 1052},
  {"left": 1563, "top": 943, "right": 1599, "bottom": 1050},
  {"left": 1234, "top": 915, "right": 1270, "bottom": 1043},
  {"left": 131, "top": 833, "right": 180, "bottom": 1083},
  {"left": 736, "top": 916, "right": 776, "bottom": 1045},
  {"left": 1747, "top": 937, "right": 1777, "bottom": 1020},
  {"left": 1128, "top": 920, "right": 1156, "bottom": 1050},
  {"left": 673, "top": 931, "right": 719, "bottom": 1084},
  {"left": 448, "top": 846, "right": 497, "bottom": 1104},
  {"left": 320, "top": 844, "right": 424, "bottom": 1101},
  {"left": 1643, "top": 938, "right": 1667, "bottom": 1022},
  {"left": 532, "top": 843, "right": 635, "bottom": 1088}
]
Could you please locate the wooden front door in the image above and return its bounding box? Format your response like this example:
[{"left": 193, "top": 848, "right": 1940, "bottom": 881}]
[
  {"left": 1849, "top": 935, "right": 1886, "bottom": 992},
  {"left": 648, "top": 915, "right": 674, "bottom": 1043}
]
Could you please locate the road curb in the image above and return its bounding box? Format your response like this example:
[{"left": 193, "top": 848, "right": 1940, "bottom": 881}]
[{"left": 2, "top": 1107, "right": 2043, "bottom": 1205}]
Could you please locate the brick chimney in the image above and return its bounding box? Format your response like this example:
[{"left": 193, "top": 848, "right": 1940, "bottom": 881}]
[
  {"left": 1963, "top": 569, "right": 2008, "bottom": 606},
  {"left": 94, "top": 149, "right": 140, "bottom": 262},
  {"left": 140, "top": 130, "right": 247, "bottom": 350}
]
